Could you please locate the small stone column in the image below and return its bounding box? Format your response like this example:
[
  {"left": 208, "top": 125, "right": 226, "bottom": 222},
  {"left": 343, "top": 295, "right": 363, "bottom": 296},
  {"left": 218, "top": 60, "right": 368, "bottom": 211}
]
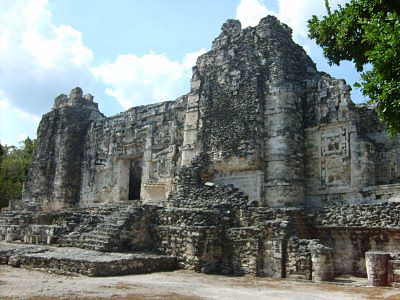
[
  {"left": 366, "top": 251, "right": 390, "bottom": 286},
  {"left": 310, "top": 242, "right": 334, "bottom": 282}
]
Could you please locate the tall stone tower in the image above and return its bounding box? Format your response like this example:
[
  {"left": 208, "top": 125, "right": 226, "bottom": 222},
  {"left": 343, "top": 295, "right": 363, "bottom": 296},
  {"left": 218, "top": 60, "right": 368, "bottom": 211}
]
[
  {"left": 22, "top": 88, "right": 104, "bottom": 210},
  {"left": 181, "top": 16, "right": 317, "bottom": 206}
]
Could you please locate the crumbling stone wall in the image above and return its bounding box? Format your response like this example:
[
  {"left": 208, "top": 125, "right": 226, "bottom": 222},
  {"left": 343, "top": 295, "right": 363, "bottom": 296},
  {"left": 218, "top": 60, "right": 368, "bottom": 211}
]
[
  {"left": 183, "top": 17, "right": 317, "bottom": 207},
  {"left": 312, "top": 203, "right": 400, "bottom": 276},
  {"left": 80, "top": 96, "right": 187, "bottom": 206},
  {"left": 304, "top": 78, "right": 400, "bottom": 206},
  {"left": 0, "top": 206, "right": 113, "bottom": 246},
  {"left": 285, "top": 236, "right": 334, "bottom": 281},
  {"left": 22, "top": 88, "right": 104, "bottom": 210}
]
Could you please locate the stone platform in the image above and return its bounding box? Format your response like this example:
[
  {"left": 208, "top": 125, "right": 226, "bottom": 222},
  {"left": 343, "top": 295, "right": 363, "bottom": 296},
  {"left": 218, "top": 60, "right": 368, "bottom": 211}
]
[{"left": 0, "top": 242, "right": 177, "bottom": 276}]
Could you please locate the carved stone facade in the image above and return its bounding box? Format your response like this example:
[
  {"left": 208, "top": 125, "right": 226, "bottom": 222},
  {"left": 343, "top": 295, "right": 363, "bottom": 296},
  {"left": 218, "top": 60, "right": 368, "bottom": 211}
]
[
  {"left": 1, "top": 16, "right": 400, "bottom": 284},
  {"left": 21, "top": 16, "right": 400, "bottom": 210}
]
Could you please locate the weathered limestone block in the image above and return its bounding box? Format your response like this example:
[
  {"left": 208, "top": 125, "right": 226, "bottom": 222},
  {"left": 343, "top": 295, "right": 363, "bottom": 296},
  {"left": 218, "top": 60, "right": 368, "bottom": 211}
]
[
  {"left": 309, "top": 241, "right": 334, "bottom": 282},
  {"left": 286, "top": 236, "right": 312, "bottom": 280},
  {"left": 388, "top": 260, "right": 400, "bottom": 286},
  {"left": 154, "top": 225, "right": 223, "bottom": 273},
  {"left": 260, "top": 237, "right": 285, "bottom": 278},
  {"left": 366, "top": 251, "right": 390, "bottom": 286},
  {"left": 227, "top": 227, "right": 261, "bottom": 275}
]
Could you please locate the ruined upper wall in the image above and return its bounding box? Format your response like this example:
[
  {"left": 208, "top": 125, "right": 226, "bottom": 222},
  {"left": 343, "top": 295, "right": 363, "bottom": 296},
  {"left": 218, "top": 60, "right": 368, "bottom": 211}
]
[
  {"left": 182, "top": 16, "right": 400, "bottom": 207},
  {"left": 303, "top": 72, "right": 400, "bottom": 206},
  {"left": 191, "top": 17, "right": 316, "bottom": 165},
  {"left": 182, "top": 16, "right": 318, "bottom": 206},
  {"left": 23, "top": 88, "right": 104, "bottom": 210},
  {"left": 80, "top": 96, "right": 187, "bottom": 206},
  {"left": 53, "top": 88, "right": 99, "bottom": 111}
]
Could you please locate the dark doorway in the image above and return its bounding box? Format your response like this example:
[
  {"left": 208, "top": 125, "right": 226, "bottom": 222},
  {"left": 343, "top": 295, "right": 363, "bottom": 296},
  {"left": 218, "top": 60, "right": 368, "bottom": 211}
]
[{"left": 128, "top": 159, "right": 142, "bottom": 200}]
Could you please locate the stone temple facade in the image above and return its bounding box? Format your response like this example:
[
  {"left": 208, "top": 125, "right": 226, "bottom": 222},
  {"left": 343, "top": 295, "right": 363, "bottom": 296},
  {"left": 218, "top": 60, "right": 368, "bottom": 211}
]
[{"left": 2, "top": 16, "right": 400, "bottom": 285}]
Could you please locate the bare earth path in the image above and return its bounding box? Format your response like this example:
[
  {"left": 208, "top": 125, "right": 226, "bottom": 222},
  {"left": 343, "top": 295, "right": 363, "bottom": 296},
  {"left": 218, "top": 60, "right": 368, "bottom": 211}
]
[{"left": 1, "top": 265, "right": 400, "bottom": 299}]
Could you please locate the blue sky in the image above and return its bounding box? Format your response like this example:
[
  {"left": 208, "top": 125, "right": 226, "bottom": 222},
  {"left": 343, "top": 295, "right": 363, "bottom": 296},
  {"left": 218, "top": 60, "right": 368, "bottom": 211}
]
[{"left": 0, "top": 0, "right": 364, "bottom": 146}]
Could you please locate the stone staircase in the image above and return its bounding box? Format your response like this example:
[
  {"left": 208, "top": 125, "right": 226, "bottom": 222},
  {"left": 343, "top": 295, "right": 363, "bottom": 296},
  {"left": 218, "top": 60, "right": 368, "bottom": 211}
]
[{"left": 80, "top": 203, "right": 136, "bottom": 252}]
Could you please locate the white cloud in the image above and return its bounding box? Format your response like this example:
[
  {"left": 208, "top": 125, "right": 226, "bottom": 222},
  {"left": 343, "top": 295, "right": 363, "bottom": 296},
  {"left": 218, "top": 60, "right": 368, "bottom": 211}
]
[
  {"left": 0, "top": 97, "right": 10, "bottom": 111},
  {"left": 277, "top": 0, "right": 349, "bottom": 40},
  {"left": 92, "top": 48, "right": 206, "bottom": 110},
  {"left": 0, "top": 95, "right": 40, "bottom": 123},
  {"left": 236, "top": 0, "right": 349, "bottom": 41},
  {"left": 0, "top": 94, "right": 40, "bottom": 146},
  {"left": 13, "top": 107, "right": 41, "bottom": 123},
  {"left": 0, "top": 0, "right": 94, "bottom": 116},
  {"left": 236, "top": 0, "right": 276, "bottom": 28}
]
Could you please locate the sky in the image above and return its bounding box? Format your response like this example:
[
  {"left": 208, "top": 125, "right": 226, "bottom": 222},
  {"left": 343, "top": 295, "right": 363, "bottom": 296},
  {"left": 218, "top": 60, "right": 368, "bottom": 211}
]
[{"left": 0, "top": 0, "right": 365, "bottom": 146}]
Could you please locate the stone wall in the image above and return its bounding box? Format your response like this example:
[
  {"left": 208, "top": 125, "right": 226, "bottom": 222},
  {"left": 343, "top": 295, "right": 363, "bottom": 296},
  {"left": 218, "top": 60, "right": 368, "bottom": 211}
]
[
  {"left": 80, "top": 97, "right": 187, "bottom": 206},
  {"left": 183, "top": 17, "right": 317, "bottom": 207},
  {"left": 213, "top": 170, "right": 263, "bottom": 203},
  {"left": 286, "top": 236, "right": 334, "bottom": 281},
  {"left": 227, "top": 227, "right": 262, "bottom": 275},
  {"left": 314, "top": 203, "right": 400, "bottom": 228},
  {"left": 22, "top": 88, "right": 104, "bottom": 210},
  {"left": 0, "top": 207, "right": 113, "bottom": 246},
  {"left": 6, "top": 191, "right": 400, "bottom": 282},
  {"left": 312, "top": 203, "right": 400, "bottom": 276},
  {"left": 304, "top": 78, "right": 400, "bottom": 206}
]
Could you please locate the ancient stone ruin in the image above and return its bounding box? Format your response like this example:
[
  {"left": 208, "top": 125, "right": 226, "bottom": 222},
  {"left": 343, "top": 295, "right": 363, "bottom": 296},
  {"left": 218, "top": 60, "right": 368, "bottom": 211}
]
[{"left": 2, "top": 16, "right": 400, "bottom": 286}]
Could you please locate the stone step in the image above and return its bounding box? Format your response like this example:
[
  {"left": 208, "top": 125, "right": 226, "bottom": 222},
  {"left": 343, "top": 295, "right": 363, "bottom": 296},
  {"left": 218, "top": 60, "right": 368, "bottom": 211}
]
[
  {"left": 88, "top": 226, "right": 121, "bottom": 233},
  {"left": 100, "top": 221, "right": 126, "bottom": 227},
  {"left": 82, "top": 236, "right": 108, "bottom": 243},
  {"left": 91, "top": 225, "right": 121, "bottom": 232},
  {"left": 87, "top": 231, "right": 115, "bottom": 238},
  {"left": 82, "top": 236, "right": 112, "bottom": 243},
  {"left": 75, "top": 205, "right": 136, "bottom": 252},
  {"left": 87, "top": 231, "right": 119, "bottom": 238},
  {"left": 81, "top": 244, "right": 108, "bottom": 251},
  {"left": 100, "top": 224, "right": 121, "bottom": 230},
  {"left": 81, "top": 241, "right": 109, "bottom": 247},
  {"left": 83, "top": 235, "right": 112, "bottom": 243},
  {"left": 106, "top": 214, "right": 131, "bottom": 221},
  {"left": 103, "top": 215, "right": 129, "bottom": 223}
]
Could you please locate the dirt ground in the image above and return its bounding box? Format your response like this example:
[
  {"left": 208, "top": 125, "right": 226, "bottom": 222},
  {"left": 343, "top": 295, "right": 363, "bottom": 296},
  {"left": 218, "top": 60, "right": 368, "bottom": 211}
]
[{"left": 1, "top": 265, "right": 400, "bottom": 299}]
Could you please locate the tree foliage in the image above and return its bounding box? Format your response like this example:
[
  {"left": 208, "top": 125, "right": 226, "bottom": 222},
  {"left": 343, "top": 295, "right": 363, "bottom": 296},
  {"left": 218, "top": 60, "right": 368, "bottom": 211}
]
[
  {"left": 0, "top": 138, "right": 35, "bottom": 208},
  {"left": 308, "top": 0, "right": 400, "bottom": 136}
]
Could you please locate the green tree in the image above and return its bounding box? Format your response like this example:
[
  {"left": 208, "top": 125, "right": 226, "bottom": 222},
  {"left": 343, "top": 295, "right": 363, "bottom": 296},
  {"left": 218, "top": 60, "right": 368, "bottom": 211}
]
[
  {"left": 0, "top": 138, "right": 36, "bottom": 208},
  {"left": 308, "top": 0, "right": 400, "bottom": 136}
]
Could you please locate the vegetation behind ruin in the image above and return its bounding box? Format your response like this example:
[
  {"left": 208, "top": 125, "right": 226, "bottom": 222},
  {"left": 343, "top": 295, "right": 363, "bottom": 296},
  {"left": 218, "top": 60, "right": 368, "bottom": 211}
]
[{"left": 0, "top": 138, "right": 35, "bottom": 208}]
